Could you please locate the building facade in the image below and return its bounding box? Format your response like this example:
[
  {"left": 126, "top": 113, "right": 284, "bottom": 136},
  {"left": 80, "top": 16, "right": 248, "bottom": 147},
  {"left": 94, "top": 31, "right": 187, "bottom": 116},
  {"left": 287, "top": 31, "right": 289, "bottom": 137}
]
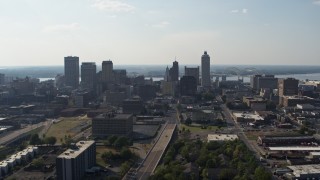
[
  {"left": 64, "top": 56, "right": 79, "bottom": 89},
  {"left": 169, "top": 61, "right": 179, "bottom": 82},
  {"left": 0, "top": 73, "right": 5, "bottom": 85},
  {"left": 56, "top": 141, "right": 96, "bottom": 180},
  {"left": 278, "top": 78, "right": 299, "bottom": 96},
  {"left": 201, "top": 51, "right": 211, "bottom": 87},
  {"left": 251, "top": 74, "right": 278, "bottom": 92},
  {"left": 92, "top": 114, "right": 133, "bottom": 137},
  {"left": 102, "top": 60, "right": 113, "bottom": 83},
  {"left": 81, "top": 62, "right": 96, "bottom": 91},
  {"left": 180, "top": 76, "right": 197, "bottom": 96},
  {"left": 185, "top": 66, "right": 199, "bottom": 85}
]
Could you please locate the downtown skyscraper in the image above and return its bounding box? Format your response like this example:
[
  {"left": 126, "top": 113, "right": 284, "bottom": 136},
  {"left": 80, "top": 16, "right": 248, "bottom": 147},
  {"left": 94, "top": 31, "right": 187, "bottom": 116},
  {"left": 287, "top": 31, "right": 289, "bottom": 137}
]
[
  {"left": 201, "top": 51, "right": 211, "bottom": 87},
  {"left": 81, "top": 62, "right": 97, "bottom": 91},
  {"left": 64, "top": 56, "right": 79, "bottom": 89}
]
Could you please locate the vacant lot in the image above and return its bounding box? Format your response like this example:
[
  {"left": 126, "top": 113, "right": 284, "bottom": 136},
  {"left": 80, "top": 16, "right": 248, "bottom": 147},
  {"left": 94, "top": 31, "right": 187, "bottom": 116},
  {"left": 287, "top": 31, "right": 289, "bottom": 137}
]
[
  {"left": 45, "top": 116, "right": 91, "bottom": 144},
  {"left": 180, "top": 124, "right": 219, "bottom": 133}
]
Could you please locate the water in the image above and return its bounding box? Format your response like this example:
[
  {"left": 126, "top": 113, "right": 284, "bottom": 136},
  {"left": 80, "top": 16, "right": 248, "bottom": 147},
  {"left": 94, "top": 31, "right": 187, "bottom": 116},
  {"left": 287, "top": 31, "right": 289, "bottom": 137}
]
[
  {"left": 39, "top": 73, "right": 320, "bottom": 83},
  {"left": 226, "top": 73, "right": 320, "bottom": 83}
]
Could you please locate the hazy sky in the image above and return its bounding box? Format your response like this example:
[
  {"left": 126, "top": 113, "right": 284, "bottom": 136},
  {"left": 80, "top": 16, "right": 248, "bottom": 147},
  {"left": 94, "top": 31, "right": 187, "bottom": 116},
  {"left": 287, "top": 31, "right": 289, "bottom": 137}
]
[{"left": 1, "top": 0, "right": 320, "bottom": 66}]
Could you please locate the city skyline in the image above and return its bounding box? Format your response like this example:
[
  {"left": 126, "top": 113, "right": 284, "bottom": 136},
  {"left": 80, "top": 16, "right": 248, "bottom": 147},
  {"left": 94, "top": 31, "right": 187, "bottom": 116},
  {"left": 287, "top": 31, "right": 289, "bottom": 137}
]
[{"left": 1, "top": 0, "right": 320, "bottom": 66}]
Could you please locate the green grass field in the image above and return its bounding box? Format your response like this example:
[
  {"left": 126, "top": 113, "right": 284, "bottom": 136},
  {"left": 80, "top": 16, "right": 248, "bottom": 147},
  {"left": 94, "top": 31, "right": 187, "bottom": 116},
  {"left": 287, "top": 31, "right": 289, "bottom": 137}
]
[{"left": 45, "top": 116, "right": 90, "bottom": 144}]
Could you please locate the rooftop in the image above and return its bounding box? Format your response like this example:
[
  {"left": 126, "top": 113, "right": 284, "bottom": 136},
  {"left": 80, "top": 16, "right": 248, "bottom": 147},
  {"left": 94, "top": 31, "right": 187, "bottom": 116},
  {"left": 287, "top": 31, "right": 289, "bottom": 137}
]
[
  {"left": 208, "top": 134, "right": 238, "bottom": 142},
  {"left": 288, "top": 164, "right": 320, "bottom": 177},
  {"left": 58, "top": 141, "right": 95, "bottom": 159},
  {"left": 233, "top": 112, "right": 264, "bottom": 121},
  {"left": 261, "top": 136, "right": 314, "bottom": 140},
  {"left": 269, "top": 146, "right": 320, "bottom": 151},
  {"left": 95, "top": 113, "right": 132, "bottom": 119}
]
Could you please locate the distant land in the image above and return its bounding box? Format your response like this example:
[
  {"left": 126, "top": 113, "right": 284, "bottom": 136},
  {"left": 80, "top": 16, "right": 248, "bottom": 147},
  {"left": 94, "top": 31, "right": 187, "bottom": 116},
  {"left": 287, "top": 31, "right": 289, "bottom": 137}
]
[{"left": 1, "top": 65, "right": 320, "bottom": 79}]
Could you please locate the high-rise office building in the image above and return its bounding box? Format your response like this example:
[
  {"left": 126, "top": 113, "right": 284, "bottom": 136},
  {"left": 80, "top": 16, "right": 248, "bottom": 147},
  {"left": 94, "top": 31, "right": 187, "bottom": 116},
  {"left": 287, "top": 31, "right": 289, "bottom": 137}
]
[
  {"left": 185, "top": 66, "right": 199, "bottom": 85},
  {"left": 201, "top": 51, "right": 211, "bottom": 87},
  {"left": 180, "top": 76, "right": 197, "bottom": 96},
  {"left": 164, "top": 66, "right": 170, "bottom": 82},
  {"left": 64, "top": 56, "right": 79, "bottom": 88},
  {"left": 169, "top": 61, "right": 179, "bottom": 81},
  {"left": 278, "top": 78, "right": 299, "bottom": 96},
  {"left": 81, "top": 62, "right": 96, "bottom": 91},
  {"left": 56, "top": 141, "right": 96, "bottom": 180},
  {"left": 251, "top": 74, "right": 278, "bottom": 92},
  {"left": 102, "top": 60, "right": 113, "bottom": 83},
  {"left": 113, "top": 69, "right": 127, "bottom": 84}
]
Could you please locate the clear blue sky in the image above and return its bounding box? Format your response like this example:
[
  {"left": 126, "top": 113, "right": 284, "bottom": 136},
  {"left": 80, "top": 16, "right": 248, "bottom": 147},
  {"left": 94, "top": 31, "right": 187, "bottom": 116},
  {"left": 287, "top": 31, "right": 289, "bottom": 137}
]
[{"left": 0, "top": 0, "right": 320, "bottom": 66}]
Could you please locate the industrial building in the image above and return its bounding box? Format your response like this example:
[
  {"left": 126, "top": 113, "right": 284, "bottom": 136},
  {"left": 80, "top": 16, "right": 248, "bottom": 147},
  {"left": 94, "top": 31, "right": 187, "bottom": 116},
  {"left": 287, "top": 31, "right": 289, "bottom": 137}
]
[{"left": 257, "top": 136, "right": 316, "bottom": 146}]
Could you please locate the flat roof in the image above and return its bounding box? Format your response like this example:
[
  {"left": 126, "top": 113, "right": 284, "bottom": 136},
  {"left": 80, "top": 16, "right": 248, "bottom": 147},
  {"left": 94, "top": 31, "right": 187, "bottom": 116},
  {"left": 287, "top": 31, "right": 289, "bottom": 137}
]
[
  {"left": 58, "top": 141, "right": 95, "bottom": 159},
  {"left": 288, "top": 164, "right": 320, "bottom": 177},
  {"left": 208, "top": 134, "right": 238, "bottom": 142},
  {"left": 95, "top": 114, "right": 132, "bottom": 119},
  {"left": 233, "top": 112, "right": 264, "bottom": 121},
  {"left": 269, "top": 146, "right": 320, "bottom": 151},
  {"left": 310, "top": 152, "right": 320, "bottom": 156},
  {"left": 261, "top": 136, "right": 314, "bottom": 140}
]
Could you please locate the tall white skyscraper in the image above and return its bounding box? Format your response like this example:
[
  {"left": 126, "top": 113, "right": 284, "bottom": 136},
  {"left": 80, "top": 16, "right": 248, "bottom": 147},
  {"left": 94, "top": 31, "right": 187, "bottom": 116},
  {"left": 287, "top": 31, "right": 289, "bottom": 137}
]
[{"left": 201, "top": 51, "right": 211, "bottom": 87}]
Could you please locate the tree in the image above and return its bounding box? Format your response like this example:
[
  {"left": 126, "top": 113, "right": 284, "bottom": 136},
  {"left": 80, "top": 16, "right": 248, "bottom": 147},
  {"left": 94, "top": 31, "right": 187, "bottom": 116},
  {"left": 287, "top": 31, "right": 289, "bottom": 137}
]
[
  {"left": 29, "top": 134, "right": 42, "bottom": 145},
  {"left": 108, "top": 135, "right": 118, "bottom": 145},
  {"left": 219, "top": 169, "right": 236, "bottom": 180},
  {"left": 120, "top": 161, "right": 131, "bottom": 176},
  {"left": 203, "top": 92, "right": 214, "bottom": 101},
  {"left": 101, "top": 151, "right": 115, "bottom": 162},
  {"left": 44, "top": 136, "right": 57, "bottom": 145},
  {"left": 206, "top": 159, "right": 217, "bottom": 168},
  {"left": 185, "top": 118, "right": 192, "bottom": 126},
  {"left": 254, "top": 166, "right": 272, "bottom": 180},
  {"left": 32, "top": 158, "right": 44, "bottom": 168},
  {"left": 120, "top": 147, "right": 133, "bottom": 159},
  {"left": 113, "top": 136, "right": 129, "bottom": 148}
]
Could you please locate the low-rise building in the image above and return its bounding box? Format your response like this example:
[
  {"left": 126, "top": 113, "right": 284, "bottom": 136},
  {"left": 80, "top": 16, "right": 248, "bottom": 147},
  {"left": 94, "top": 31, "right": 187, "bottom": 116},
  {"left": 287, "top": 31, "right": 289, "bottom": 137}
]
[
  {"left": 281, "top": 95, "right": 317, "bottom": 107},
  {"left": 207, "top": 134, "right": 238, "bottom": 142},
  {"left": 243, "top": 96, "right": 267, "bottom": 111},
  {"left": 233, "top": 112, "right": 264, "bottom": 123},
  {"left": 257, "top": 136, "right": 316, "bottom": 146},
  {"left": 285, "top": 164, "right": 320, "bottom": 180},
  {"left": 92, "top": 113, "right": 133, "bottom": 137}
]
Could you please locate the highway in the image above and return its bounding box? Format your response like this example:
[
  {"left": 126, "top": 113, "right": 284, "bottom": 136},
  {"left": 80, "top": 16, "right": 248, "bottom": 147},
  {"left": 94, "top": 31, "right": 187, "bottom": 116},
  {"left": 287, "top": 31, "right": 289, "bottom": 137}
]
[
  {"left": 134, "top": 114, "right": 177, "bottom": 180},
  {"left": 0, "top": 121, "right": 47, "bottom": 145}
]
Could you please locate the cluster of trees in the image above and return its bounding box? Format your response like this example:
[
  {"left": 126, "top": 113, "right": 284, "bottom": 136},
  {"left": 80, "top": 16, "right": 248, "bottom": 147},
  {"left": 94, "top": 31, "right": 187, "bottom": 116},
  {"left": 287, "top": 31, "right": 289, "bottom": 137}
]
[
  {"left": 102, "top": 135, "right": 136, "bottom": 177},
  {"left": 105, "top": 136, "right": 132, "bottom": 149},
  {"left": 101, "top": 147, "right": 134, "bottom": 162},
  {"left": 150, "top": 139, "right": 271, "bottom": 180},
  {"left": 29, "top": 134, "right": 57, "bottom": 145}
]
